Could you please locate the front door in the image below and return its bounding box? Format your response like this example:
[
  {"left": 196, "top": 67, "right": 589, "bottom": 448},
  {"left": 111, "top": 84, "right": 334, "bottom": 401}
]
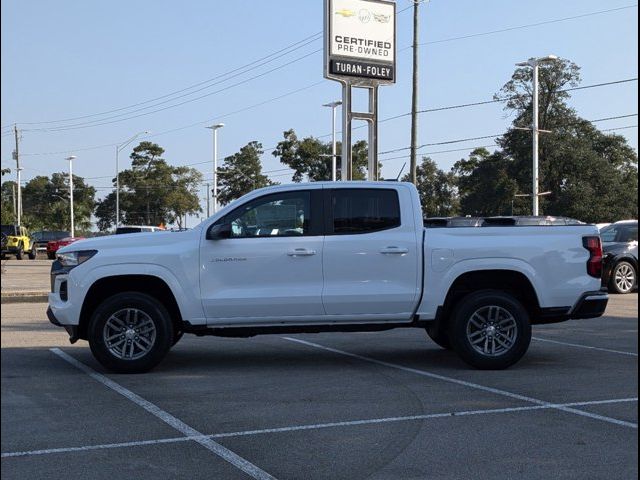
[{"left": 200, "top": 188, "right": 325, "bottom": 324}]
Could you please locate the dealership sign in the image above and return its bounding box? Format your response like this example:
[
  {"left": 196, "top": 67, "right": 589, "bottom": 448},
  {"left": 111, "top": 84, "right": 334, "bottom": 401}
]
[{"left": 325, "top": 0, "right": 396, "bottom": 84}]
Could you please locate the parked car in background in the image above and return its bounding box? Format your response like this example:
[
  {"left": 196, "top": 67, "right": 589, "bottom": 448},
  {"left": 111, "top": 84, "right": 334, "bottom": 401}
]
[
  {"left": 32, "top": 231, "right": 70, "bottom": 255},
  {"left": 596, "top": 223, "right": 611, "bottom": 231},
  {"left": 1, "top": 224, "right": 36, "bottom": 260},
  {"left": 115, "top": 225, "right": 166, "bottom": 234},
  {"left": 47, "top": 236, "right": 85, "bottom": 260},
  {"left": 600, "top": 220, "right": 638, "bottom": 294}
]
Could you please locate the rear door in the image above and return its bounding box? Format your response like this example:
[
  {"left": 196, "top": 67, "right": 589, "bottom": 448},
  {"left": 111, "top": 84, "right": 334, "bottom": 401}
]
[
  {"left": 321, "top": 186, "right": 420, "bottom": 319},
  {"left": 200, "top": 188, "right": 325, "bottom": 323}
]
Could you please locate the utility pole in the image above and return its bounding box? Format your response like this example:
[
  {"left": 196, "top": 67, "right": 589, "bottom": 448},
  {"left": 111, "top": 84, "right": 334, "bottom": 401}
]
[
  {"left": 516, "top": 55, "right": 557, "bottom": 216},
  {"left": 206, "top": 183, "right": 211, "bottom": 217},
  {"left": 323, "top": 101, "right": 342, "bottom": 181},
  {"left": 13, "top": 125, "right": 22, "bottom": 226},
  {"left": 66, "top": 156, "right": 77, "bottom": 238},
  {"left": 410, "top": 0, "right": 421, "bottom": 185},
  {"left": 206, "top": 124, "right": 225, "bottom": 213}
]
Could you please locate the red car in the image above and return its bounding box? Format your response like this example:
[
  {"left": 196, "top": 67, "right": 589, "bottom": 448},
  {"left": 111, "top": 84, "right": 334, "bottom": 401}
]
[{"left": 47, "top": 236, "right": 85, "bottom": 260}]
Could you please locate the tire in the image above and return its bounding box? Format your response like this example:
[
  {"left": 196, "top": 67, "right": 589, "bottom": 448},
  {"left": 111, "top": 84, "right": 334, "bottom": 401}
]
[
  {"left": 88, "top": 292, "right": 174, "bottom": 373},
  {"left": 609, "top": 261, "right": 637, "bottom": 294},
  {"left": 47, "top": 252, "right": 56, "bottom": 260},
  {"left": 28, "top": 245, "right": 37, "bottom": 260},
  {"left": 449, "top": 290, "right": 531, "bottom": 370},
  {"left": 15, "top": 245, "right": 24, "bottom": 260},
  {"left": 425, "top": 324, "right": 452, "bottom": 350}
]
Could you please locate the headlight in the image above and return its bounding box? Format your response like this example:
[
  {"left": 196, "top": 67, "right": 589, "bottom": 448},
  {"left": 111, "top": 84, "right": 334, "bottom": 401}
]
[{"left": 57, "top": 250, "right": 98, "bottom": 268}]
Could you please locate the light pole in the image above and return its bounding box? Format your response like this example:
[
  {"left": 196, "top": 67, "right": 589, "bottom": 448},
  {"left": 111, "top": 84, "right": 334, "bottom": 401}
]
[
  {"left": 115, "top": 131, "right": 149, "bottom": 228},
  {"left": 323, "top": 101, "right": 342, "bottom": 181},
  {"left": 516, "top": 55, "right": 558, "bottom": 216},
  {"left": 206, "top": 124, "right": 225, "bottom": 213},
  {"left": 65, "top": 156, "right": 76, "bottom": 237}
]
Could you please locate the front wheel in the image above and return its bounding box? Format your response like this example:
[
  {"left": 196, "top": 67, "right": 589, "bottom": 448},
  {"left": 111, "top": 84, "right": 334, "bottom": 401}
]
[
  {"left": 28, "top": 245, "right": 37, "bottom": 260},
  {"left": 449, "top": 290, "right": 531, "bottom": 370},
  {"left": 15, "top": 246, "right": 24, "bottom": 260},
  {"left": 610, "top": 261, "right": 637, "bottom": 294},
  {"left": 88, "top": 292, "right": 174, "bottom": 373}
]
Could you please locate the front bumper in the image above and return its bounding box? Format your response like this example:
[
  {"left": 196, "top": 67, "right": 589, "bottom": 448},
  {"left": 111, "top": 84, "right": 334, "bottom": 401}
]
[
  {"left": 2, "top": 247, "right": 20, "bottom": 254},
  {"left": 47, "top": 306, "right": 79, "bottom": 343}
]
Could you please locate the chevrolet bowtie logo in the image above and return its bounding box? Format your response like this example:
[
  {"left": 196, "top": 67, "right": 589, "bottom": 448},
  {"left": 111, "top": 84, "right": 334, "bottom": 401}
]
[{"left": 335, "top": 9, "right": 356, "bottom": 17}]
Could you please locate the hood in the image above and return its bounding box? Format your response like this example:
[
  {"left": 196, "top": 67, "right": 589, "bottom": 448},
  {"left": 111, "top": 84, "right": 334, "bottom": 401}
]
[{"left": 57, "top": 227, "right": 200, "bottom": 254}]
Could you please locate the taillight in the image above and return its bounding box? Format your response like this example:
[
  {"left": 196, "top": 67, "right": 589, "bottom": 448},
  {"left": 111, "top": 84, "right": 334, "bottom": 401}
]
[{"left": 582, "top": 236, "right": 603, "bottom": 278}]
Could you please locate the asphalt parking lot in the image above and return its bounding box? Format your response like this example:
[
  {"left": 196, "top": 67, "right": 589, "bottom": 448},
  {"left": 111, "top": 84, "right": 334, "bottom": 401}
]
[{"left": 2, "top": 294, "right": 637, "bottom": 479}]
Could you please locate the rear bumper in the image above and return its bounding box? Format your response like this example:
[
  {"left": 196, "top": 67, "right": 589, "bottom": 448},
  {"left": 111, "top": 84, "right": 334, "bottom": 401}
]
[
  {"left": 47, "top": 307, "right": 79, "bottom": 343},
  {"left": 569, "top": 288, "right": 609, "bottom": 320},
  {"left": 535, "top": 288, "right": 608, "bottom": 324}
]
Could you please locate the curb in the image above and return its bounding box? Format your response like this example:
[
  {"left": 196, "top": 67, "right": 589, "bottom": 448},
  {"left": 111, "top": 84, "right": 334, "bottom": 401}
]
[{"left": 1, "top": 292, "right": 49, "bottom": 304}]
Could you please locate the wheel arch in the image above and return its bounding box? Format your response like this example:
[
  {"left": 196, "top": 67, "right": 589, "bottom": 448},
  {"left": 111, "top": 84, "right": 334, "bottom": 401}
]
[
  {"left": 436, "top": 269, "right": 541, "bottom": 329},
  {"left": 78, "top": 275, "right": 184, "bottom": 341}
]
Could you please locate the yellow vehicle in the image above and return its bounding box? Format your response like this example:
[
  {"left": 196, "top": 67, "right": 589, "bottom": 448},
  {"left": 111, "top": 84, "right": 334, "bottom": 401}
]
[{"left": 1, "top": 224, "right": 36, "bottom": 260}]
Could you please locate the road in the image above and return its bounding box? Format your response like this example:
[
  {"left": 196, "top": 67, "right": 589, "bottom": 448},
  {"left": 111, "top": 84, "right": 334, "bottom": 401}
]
[{"left": 1, "top": 295, "right": 637, "bottom": 479}]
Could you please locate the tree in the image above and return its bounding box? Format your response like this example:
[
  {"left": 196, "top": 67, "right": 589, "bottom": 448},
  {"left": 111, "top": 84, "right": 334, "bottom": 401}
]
[
  {"left": 453, "top": 148, "right": 518, "bottom": 216},
  {"left": 495, "top": 58, "right": 638, "bottom": 222},
  {"left": 94, "top": 142, "right": 203, "bottom": 231},
  {"left": 20, "top": 173, "right": 96, "bottom": 231},
  {"left": 217, "top": 141, "right": 274, "bottom": 206},
  {"left": 1, "top": 180, "right": 16, "bottom": 224},
  {"left": 272, "top": 129, "right": 376, "bottom": 182},
  {"left": 402, "top": 157, "right": 459, "bottom": 217}
]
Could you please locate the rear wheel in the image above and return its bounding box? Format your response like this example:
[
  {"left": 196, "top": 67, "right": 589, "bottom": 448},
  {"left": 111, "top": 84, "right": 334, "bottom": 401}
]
[
  {"left": 47, "top": 252, "right": 56, "bottom": 260},
  {"left": 449, "top": 290, "right": 531, "bottom": 370},
  {"left": 425, "top": 324, "right": 452, "bottom": 350},
  {"left": 88, "top": 292, "right": 173, "bottom": 373},
  {"left": 610, "top": 261, "right": 637, "bottom": 294}
]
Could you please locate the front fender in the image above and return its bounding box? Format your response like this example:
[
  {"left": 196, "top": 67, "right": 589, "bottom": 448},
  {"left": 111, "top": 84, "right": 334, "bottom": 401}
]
[{"left": 69, "top": 263, "right": 206, "bottom": 325}]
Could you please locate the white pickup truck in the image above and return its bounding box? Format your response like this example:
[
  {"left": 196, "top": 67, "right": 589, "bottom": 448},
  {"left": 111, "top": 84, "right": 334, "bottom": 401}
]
[{"left": 47, "top": 182, "right": 608, "bottom": 373}]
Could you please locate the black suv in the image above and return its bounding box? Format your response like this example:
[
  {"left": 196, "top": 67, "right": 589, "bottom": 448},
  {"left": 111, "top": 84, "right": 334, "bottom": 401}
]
[{"left": 600, "top": 221, "right": 638, "bottom": 294}]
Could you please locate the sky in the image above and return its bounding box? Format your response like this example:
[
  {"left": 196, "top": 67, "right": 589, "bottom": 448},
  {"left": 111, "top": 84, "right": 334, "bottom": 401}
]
[{"left": 1, "top": 0, "right": 638, "bottom": 227}]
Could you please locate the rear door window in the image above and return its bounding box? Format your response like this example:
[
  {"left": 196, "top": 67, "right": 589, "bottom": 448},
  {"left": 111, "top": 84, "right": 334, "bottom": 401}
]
[{"left": 330, "top": 189, "right": 400, "bottom": 235}]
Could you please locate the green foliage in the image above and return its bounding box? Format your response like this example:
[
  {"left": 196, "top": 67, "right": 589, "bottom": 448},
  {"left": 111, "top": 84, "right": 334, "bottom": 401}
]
[
  {"left": 20, "top": 173, "right": 96, "bottom": 231},
  {"left": 403, "top": 157, "right": 459, "bottom": 217},
  {"left": 94, "top": 142, "right": 203, "bottom": 231},
  {"left": 217, "top": 141, "right": 275, "bottom": 206},
  {"left": 272, "top": 129, "right": 377, "bottom": 182},
  {"left": 449, "top": 58, "right": 638, "bottom": 221},
  {"left": 453, "top": 149, "right": 519, "bottom": 216},
  {"left": 1, "top": 180, "right": 16, "bottom": 224}
]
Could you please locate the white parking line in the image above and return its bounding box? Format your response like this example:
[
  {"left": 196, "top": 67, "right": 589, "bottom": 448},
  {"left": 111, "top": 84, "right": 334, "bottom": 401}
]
[
  {"left": 49, "top": 348, "right": 276, "bottom": 480},
  {"left": 4, "top": 398, "right": 636, "bottom": 459},
  {"left": 283, "top": 337, "right": 638, "bottom": 429},
  {"left": 532, "top": 336, "right": 638, "bottom": 357}
]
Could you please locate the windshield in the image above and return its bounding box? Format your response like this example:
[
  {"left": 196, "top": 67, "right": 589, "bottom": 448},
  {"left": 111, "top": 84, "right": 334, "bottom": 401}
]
[{"left": 1, "top": 225, "right": 18, "bottom": 236}]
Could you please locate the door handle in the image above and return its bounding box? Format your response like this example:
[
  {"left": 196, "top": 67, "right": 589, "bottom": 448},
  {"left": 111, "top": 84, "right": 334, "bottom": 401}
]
[
  {"left": 380, "top": 246, "right": 409, "bottom": 255},
  {"left": 287, "top": 248, "right": 317, "bottom": 257}
]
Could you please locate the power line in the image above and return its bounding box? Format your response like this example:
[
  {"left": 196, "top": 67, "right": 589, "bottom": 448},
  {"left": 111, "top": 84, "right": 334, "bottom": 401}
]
[
  {"left": 22, "top": 49, "right": 322, "bottom": 133},
  {"left": 6, "top": 4, "right": 633, "bottom": 132},
  {"left": 1, "top": 32, "right": 323, "bottom": 128},
  {"left": 416, "top": 4, "right": 638, "bottom": 47}
]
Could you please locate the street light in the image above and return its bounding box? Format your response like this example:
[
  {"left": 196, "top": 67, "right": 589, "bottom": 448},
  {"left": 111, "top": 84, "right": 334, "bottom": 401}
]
[
  {"left": 65, "top": 156, "right": 77, "bottom": 237},
  {"left": 115, "top": 131, "right": 150, "bottom": 228},
  {"left": 515, "top": 55, "right": 558, "bottom": 216},
  {"left": 322, "top": 101, "right": 342, "bottom": 181},
  {"left": 206, "top": 123, "right": 225, "bottom": 213}
]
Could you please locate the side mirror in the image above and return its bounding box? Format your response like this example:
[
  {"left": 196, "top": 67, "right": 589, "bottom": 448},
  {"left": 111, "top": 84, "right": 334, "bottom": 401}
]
[{"left": 207, "top": 222, "right": 232, "bottom": 240}]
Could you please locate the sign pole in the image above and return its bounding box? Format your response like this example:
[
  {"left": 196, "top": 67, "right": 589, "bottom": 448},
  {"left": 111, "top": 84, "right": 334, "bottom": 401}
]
[
  {"left": 368, "top": 85, "right": 379, "bottom": 180},
  {"left": 341, "top": 82, "right": 352, "bottom": 181}
]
